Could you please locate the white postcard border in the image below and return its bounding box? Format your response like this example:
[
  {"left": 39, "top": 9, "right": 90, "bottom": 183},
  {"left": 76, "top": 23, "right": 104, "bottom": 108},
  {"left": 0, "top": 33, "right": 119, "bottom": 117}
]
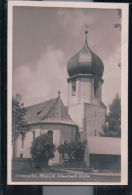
[{"left": 7, "top": 1, "right": 129, "bottom": 185}]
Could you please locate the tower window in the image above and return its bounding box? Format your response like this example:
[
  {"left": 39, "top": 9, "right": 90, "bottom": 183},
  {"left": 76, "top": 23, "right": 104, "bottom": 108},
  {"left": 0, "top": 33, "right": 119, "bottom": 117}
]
[
  {"left": 72, "top": 81, "right": 76, "bottom": 96},
  {"left": 22, "top": 137, "right": 24, "bottom": 148},
  {"left": 33, "top": 131, "right": 35, "bottom": 142},
  {"left": 94, "top": 79, "right": 99, "bottom": 97}
]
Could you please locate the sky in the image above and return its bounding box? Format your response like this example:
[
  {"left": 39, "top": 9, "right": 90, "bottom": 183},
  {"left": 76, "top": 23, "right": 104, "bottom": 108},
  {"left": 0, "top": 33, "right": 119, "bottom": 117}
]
[{"left": 12, "top": 6, "right": 121, "bottom": 108}]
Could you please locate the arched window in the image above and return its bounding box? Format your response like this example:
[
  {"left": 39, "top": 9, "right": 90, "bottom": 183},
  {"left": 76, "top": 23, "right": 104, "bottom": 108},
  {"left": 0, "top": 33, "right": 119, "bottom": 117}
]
[
  {"left": 32, "top": 131, "right": 35, "bottom": 142},
  {"left": 20, "top": 153, "right": 23, "bottom": 159},
  {"left": 47, "top": 130, "right": 53, "bottom": 143},
  {"left": 94, "top": 79, "right": 99, "bottom": 97},
  {"left": 72, "top": 81, "right": 76, "bottom": 96}
]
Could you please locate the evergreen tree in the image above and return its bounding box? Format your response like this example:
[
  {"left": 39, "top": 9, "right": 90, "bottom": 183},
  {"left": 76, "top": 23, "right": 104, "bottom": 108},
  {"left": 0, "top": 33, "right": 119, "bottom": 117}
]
[
  {"left": 12, "top": 93, "right": 29, "bottom": 158},
  {"left": 101, "top": 94, "right": 121, "bottom": 137}
]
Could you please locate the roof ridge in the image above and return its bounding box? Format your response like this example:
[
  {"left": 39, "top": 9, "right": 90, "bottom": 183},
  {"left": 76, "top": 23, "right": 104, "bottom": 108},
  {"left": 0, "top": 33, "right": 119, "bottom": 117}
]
[{"left": 42, "top": 97, "right": 59, "bottom": 121}]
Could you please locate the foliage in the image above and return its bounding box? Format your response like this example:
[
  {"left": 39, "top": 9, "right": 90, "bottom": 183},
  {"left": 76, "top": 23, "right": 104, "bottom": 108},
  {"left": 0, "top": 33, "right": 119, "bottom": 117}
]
[
  {"left": 30, "top": 133, "right": 56, "bottom": 162},
  {"left": 101, "top": 94, "right": 121, "bottom": 137},
  {"left": 12, "top": 93, "right": 29, "bottom": 140},
  {"left": 58, "top": 140, "right": 87, "bottom": 162}
]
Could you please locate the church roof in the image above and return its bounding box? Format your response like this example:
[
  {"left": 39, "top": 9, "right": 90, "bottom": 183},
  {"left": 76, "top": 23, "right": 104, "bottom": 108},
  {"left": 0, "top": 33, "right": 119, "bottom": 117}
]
[
  {"left": 24, "top": 95, "right": 76, "bottom": 126},
  {"left": 88, "top": 137, "right": 121, "bottom": 155}
]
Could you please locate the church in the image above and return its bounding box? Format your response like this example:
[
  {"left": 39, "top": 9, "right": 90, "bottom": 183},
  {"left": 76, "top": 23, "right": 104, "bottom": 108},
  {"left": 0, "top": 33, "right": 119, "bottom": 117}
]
[{"left": 15, "top": 30, "right": 121, "bottom": 170}]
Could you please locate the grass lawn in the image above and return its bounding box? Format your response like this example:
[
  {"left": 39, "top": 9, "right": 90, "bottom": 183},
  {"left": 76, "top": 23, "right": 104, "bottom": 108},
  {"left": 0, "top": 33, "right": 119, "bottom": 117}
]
[{"left": 12, "top": 166, "right": 121, "bottom": 183}]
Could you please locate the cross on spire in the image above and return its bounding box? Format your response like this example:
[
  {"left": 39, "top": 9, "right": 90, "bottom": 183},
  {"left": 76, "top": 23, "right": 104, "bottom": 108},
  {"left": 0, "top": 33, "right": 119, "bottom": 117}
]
[
  {"left": 85, "top": 24, "right": 88, "bottom": 35},
  {"left": 58, "top": 91, "right": 61, "bottom": 97}
]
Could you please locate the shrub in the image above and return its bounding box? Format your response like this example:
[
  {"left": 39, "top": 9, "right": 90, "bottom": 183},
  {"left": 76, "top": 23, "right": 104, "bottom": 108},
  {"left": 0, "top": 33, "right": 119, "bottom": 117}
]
[
  {"left": 58, "top": 140, "right": 87, "bottom": 162},
  {"left": 30, "top": 133, "right": 56, "bottom": 167}
]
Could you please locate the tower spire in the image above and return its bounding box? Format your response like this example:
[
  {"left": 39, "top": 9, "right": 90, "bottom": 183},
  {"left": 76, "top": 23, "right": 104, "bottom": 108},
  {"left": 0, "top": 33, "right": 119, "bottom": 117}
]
[
  {"left": 84, "top": 24, "right": 88, "bottom": 48},
  {"left": 58, "top": 91, "right": 61, "bottom": 120}
]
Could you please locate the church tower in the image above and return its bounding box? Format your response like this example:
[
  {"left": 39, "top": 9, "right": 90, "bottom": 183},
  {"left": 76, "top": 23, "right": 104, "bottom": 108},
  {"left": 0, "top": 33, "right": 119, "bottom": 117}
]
[{"left": 67, "top": 29, "right": 106, "bottom": 139}]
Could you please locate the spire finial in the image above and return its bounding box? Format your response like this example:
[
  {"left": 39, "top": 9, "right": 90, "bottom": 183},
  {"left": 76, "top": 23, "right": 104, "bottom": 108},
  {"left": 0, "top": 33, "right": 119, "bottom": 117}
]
[
  {"left": 84, "top": 24, "right": 88, "bottom": 47},
  {"left": 58, "top": 91, "right": 61, "bottom": 97},
  {"left": 57, "top": 91, "right": 61, "bottom": 120}
]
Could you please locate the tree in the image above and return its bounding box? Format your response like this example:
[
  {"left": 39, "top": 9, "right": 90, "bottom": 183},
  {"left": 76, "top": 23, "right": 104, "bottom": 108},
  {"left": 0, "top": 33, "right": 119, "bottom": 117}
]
[
  {"left": 101, "top": 94, "right": 121, "bottom": 137},
  {"left": 12, "top": 93, "right": 29, "bottom": 158},
  {"left": 30, "top": 133, "right": 56, "bottom": 168},
  {"left": 58, "top": 140, "right": 87, "bottom": 162}
]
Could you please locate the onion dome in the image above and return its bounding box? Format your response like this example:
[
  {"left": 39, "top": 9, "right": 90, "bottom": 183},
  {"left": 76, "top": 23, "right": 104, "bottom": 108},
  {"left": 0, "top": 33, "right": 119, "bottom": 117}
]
[{"left": 67, "top": 29, "right": 104, "bottom": 78}]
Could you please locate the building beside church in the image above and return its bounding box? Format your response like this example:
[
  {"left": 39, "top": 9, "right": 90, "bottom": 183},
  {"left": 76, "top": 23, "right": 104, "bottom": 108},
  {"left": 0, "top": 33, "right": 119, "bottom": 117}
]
[{"left": 15, "top": 30, "right": 121, "bottom": 170}]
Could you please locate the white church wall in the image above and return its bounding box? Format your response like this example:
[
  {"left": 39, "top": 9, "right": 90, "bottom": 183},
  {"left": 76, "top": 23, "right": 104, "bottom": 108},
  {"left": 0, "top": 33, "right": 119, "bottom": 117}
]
[
  {"left": 16, "top": 130, "right": 35, "bottom": 158},
  {"left": 68, "top": 77, "right": 92, "bottom": 105},
  {"left": 16, "top": 123, "right": 77, "bottom": 165},
  {"left": 40, "top": 124, "right": 77, "bottom": 145},
  {"left": 78, "top": 77, "right": 91, "bottom": 103},
  {"left": 91, "top": 79, "right": 103, "bottom": 104},
  {"left": 85, "top": 104, "right": 106, "bottom": 136},
  {"left": 23, "top": 131, "right": 34, "bottom": 158},
  {"left": 16, "top": 124, "right": 42, "bottom": 158},
  {"left": 68, "top": 103, "right": 85, "bottom": 132},
  {"left": 60, "top": 125, "right": 77, "bottom": 144}
]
